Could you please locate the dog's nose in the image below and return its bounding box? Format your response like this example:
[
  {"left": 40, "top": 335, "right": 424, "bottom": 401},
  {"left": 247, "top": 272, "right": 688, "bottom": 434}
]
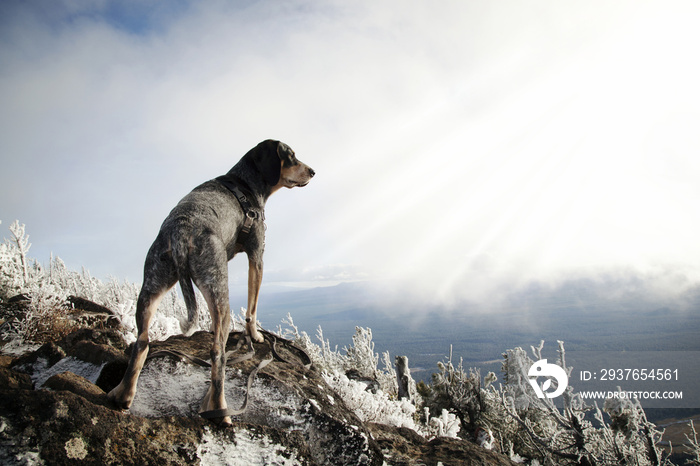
[{"left": 308, "top": 168, "right": 315, "bottom": 177}]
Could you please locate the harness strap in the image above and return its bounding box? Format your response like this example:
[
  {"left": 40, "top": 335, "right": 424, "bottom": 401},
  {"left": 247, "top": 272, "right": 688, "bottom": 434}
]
[
  {"left": 147, "top": 349, "right": 212, "bottom": 368},
  {"left": 259, "top": 329, "right": 312, "bottom": 370},
  {"left": 215, "top": 177, "right": 265, "bottom": 247},
  {"left": 199, "top": 354, "right": 274, "bottom": 419}
]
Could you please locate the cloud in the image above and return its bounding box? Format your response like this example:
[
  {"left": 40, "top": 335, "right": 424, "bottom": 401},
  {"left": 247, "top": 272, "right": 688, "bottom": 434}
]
[{"left": 2, "top": 1, "right": 700, "bottom": 305}]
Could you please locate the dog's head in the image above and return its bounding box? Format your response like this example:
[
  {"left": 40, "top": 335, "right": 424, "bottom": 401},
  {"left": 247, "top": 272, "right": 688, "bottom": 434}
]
[{"left": 251, "top": 139, "right": 315, "bottom": 189}]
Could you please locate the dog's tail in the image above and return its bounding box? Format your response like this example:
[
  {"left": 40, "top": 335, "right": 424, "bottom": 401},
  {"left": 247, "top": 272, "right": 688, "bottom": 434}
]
[
  {"left": 178, "top": 274, "right": 199, "bottom": 337},
  {"left": 172, "top": 241, "right": 199, "bottom": 337}
]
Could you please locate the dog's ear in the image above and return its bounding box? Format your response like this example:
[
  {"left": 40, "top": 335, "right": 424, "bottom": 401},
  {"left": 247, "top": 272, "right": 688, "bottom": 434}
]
[
  {"left": 276, "top": 142, "right": 295, "bottom": 165},
  {"left": 253, "top": 140, "right": 282, "bottom": 186}
]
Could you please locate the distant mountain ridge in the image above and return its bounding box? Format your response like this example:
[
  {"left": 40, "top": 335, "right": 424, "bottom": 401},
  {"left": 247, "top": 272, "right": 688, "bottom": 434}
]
[{"left": 246, "top": 277, "right": 700, "bottom": 382}]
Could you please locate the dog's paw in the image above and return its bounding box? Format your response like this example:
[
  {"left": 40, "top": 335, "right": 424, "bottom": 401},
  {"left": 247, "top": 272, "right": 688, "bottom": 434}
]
[
  {"left": 200, "top": 387, "right": 233, "bottom": 427},
  {"left": 107, "top": 385, "right": 133, "bottom": 411},
  {"left": 249, "top": 328, "right": 264, "bottom": 344},
  {"left": 246, "top": 322, "right": 264, "bottom": 343},
  {"left": 214, "top": 416, "right": 233, "bottom": 428}
]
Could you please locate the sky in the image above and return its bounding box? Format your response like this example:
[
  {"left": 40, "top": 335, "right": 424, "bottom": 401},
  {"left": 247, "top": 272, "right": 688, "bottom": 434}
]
[{"left": 2, "top": 0, "right": 700, "bottom": 305}]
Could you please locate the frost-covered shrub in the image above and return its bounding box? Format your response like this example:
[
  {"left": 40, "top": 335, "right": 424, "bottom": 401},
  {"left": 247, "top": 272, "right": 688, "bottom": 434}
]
[
  {"left": 686, "top": 421, "right": 700, "bottom": 465},
  {"left": 498, "top": 341, "right": 590, "bottom": 463},
  {"left": 314, "top": 325, "right": 347, "bottom": 372},
  {"left": 498, "top": 341, "right": 670, "bottom": 466},
  {"left": 414, "top": 339, "right": 671, "bottom": 464},
  {"left": 0, "top": 220, "right": 32, "bottom": 296},
  {"left": 319, "top": 369, "right": 465, "bottom": 440},
  {"left": 344, "top": 326, "right": 398, "bottom": 395},
  {"left": 420, "top": 346, "right": 489, "bottom": 437},
  {"left": 426, "top": 408, "right": 461, "bottom": 439},
  {"left": 322, "top": 370, "right": 419, "bottom": 430},
  {"left": 0, "top": 222, "right": 83, "bottom": 342},
  {"left": 0, "top": 220, "right": 211, "bottom": 344},
  {"left": 604, "top": 390, "right": 645, "bottom": 436},
  {"left": 344, "top": 326, "right": 379, "bottom": 379},
  {"left": 21, "top": 282, "right": 71, "bottom": 342},
  {"left": 0, "top": 220, "right": 677, "bottom": 463},
  {"left": 279, "top": 314, "right": 397, "bottom": 395},
  {"left": 278, "top": 315, "right": 346, "bottom": 373}
]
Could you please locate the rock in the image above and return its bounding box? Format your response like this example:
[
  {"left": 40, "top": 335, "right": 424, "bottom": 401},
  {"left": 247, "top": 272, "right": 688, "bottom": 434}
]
[
  {"left": 367, "top": 423, "right": 518, "bottom": 466},
  {"left": 1, "top": 295, "right": 123, "bottom": 347},
  {"left": 0, "top": 366, "right": 32, "bottom": 390},
  {"left": 43, "top": 371, "right": 112, "bottom": 409},
  {"left": 65, "top": 296, "right": 123, "bottom": 332},
  {"left": 0, "top": 296, "right": 30, "bottom": 338},
  {"left": 0, "top": 328, "right": 517, "bottom": 465},
  {"left": 0, "top": 387, "right": 315, "bottom": 465},
  {"left": 59, "top": 327, "right": 128, "bottom": 353},
  {"left": 0, "top": 329, "right": 383, "bottom": 464},
  {"left": 11, "top": 341, "right": 67, "bottom": 372},
  {"left": 66, "top": 296, "right": 115, "bottom": 316},
  {"left": 6, "top": 294, "right": 30, "bottom": 304},
  {"left": 345, "top": 368, "right": 380, "bottom": 393},
  {"left": 136, "top": 331, "right": 385, "bottom": 465},
  {"left": 0, "top": 354, "right": 14, "bottom": 368}
]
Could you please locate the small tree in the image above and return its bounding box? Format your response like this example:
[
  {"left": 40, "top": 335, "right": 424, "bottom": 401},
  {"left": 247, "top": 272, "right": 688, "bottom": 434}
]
[
  {"left": 9, "top": 220, "right": 31, "bottom": 287},
  {"left": 344, "top": 326, "right": 379, "bottom": 379},
  {"left": 421, "top": 345, "right": 487, "bottom": 437},
  {"left": 500, "top": 340, "right": 670, "bottom": 466},
  {"left": 685, "top": 420, "right": 700, "bottom": 465},
  {"left": 1, "top": 220, "right": 33, "bottom": 296}
]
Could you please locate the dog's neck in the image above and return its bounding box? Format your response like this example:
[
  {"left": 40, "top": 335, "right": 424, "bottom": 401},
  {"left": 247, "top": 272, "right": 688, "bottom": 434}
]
[{"left": 220, "top": 164, "right": 273, "bottom": 209}]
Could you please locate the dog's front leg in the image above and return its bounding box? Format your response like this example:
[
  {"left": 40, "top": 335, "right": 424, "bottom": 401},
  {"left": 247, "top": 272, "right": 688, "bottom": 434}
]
[{"left": 245, "top": 257, "right": 264, "bottom": 343}]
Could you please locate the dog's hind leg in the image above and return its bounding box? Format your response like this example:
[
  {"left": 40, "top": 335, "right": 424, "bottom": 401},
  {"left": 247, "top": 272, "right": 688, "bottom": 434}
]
[
  {"left": 190, "top": 235, "right": 233, "bottom": 425},
  {"left": 109, "top": 234, "right": 177, "bottom": 410},
  {"left": 108, "top": 285, "right": 169, "bottom": 409},
  {"left": 198, "top": 281, "right": 232, "bottom": 426}
]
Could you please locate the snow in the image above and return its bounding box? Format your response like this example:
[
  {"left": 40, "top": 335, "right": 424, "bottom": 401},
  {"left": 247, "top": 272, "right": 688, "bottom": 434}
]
[
  {"left": 126, "top": 358, "right": 310, "bottom": 464},
  {"left": 428, "top": 410, "right": 461, "bottom": 439},
  {"left": 12, "top": 451, "right": 41, "bottom": 466},
  {"left": 477, "top": 427, "right": 495, "bottom": 450},
  {"left": 197, "top": 427, "right": 299, "bottom": 466},
  {"left": 129, "top": 357, "right": 210, "bottom": 418},
  {"left": 23, "top": 356, "right": 105, "bottom": 388},
  {"left": 129, "top": 357, "right": 305, "bottom": 430},
  {"left": 0, "top": 339, "right": 40, "bottom": 357}
]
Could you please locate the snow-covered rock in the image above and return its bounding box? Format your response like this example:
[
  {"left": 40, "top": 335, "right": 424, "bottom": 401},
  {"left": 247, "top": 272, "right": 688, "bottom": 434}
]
[{"left": 0, "top": 329, "right": 517, "bottom": 465}]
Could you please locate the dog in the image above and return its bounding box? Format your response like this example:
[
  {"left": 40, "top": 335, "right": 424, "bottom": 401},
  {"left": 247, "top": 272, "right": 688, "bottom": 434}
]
[{"left": 108, "top": 139, "right": 315, "bottom": 425}]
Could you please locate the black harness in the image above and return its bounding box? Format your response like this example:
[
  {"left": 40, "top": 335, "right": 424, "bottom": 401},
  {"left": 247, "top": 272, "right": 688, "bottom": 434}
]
[{"left": 215, "top": 176, "right": 265, "bottom": 247}]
